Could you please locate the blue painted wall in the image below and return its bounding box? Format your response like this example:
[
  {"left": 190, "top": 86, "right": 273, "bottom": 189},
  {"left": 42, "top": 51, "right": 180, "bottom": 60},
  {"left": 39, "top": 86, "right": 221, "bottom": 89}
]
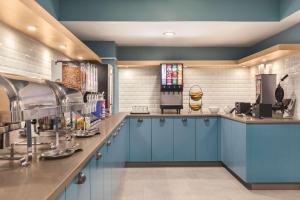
[
  {"left": 37, "top": 0, "right": 60, "bottom": 19},
  {"left": 59, "top": 0, "right": 280, "bottom": 21},
  {"left": 38, "top": 0, "right": 300, "bottom": 21},
  {"left": 117, "top": 46, "right": 249, "bottom": 60},
  {"left": 280, "top": 0, "right": 300, "bottom": 19},
  {"left": 84, "top": 41, "right": 117, "bottom": 58},
  {"left": 249, "top": 22, "right": 300, "bottom": 54}
]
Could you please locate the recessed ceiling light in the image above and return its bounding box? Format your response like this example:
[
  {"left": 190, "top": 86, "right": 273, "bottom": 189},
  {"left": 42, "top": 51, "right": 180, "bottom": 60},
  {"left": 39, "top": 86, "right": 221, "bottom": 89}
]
[
  {"left": 27, "top": 25, "right": 37, "bottom": 32},
  {"left": 59, "top": 44, "right": 67, "bottom": 49},
  {"left": 241, "top": 65, "right": 247, "bottom": 68},
  {"left": 163, "top": 31, "right": 176, "bottom": 37},
  {"left": 77, "top": 56, "right": 84, "bottom": 60},
  {"left": 262, "top": 58, "right": 267, "bottom": 62}
]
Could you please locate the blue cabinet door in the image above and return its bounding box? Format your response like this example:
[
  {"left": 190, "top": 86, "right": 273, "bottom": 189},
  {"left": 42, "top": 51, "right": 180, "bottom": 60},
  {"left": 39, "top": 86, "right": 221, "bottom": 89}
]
[
  {"left": 129, "top": 117, "right": 151, "bottom": 162},
  {"left": 230, "top": 120, "right": 246, "bottom": 180},
  {"left": 220, "top": 118, "right": 246, "bottom": 181},
  {"left": 124, "top": 119, "right": 130, "bottom": 162},
  {"left": 120, "top": 119, "right": 129, "bottom": 164},
  {"left": 66, "top": 162, "right": 91, "bottom": 200},
  {"left": 152, "top": 117, "right": 174, "bottom": 161},
  {"left": 174, "top": 118, "right": 196, "bottom": 161},
  {"left": 112, "top": 125, "right": 124, "bottom": 198},
  {"left": 103, "top": 138, "right": 112, "bottom": 200},
  {"left": 196, "top": 117, "right": 218, "bottom": 161},
  {"left": 247, "top": 124, "right": 300, "bottom": 183},
  {"left": 221, "top": 117, "right": 231, "bottom": 166},
  {"left": 56, "top": 190, "right": 65, "bottom": 200},
  {"left": 90, "top": 146, "right": 105, "bottom": 200}
]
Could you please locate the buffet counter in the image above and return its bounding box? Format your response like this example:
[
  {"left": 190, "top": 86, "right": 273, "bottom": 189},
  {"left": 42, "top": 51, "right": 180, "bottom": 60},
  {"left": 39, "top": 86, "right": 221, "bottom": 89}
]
[{"left": 1, "top": 112, "right": 300, "bottom": 200}]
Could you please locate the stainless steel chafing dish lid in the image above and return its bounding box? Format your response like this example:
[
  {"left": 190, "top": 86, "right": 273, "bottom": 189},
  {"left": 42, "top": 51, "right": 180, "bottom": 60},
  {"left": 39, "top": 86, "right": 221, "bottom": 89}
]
[
  {"left": 0, "top": 74, "right": 59, "bottom": 122},
  {"left": 46, "top": 81, "right": 84, "bottom": 112}
]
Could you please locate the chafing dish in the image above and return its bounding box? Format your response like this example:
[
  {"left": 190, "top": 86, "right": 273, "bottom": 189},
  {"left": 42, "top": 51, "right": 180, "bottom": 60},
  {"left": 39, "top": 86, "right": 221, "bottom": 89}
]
[
  {"left": 0, "top": 74, "right": 60, "bottom": 166},
  {"left": 0, "top": 75, "right": 59, "bottom": 123},
  {"left": 46, "top": 81, "right": 84, "bottom": 113}
]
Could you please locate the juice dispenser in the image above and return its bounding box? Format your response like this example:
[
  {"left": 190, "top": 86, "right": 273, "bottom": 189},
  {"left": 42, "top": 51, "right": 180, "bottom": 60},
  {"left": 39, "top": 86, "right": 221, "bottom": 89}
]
[{"left": 160, "top": 63, "right": 183, "bottom": 114}]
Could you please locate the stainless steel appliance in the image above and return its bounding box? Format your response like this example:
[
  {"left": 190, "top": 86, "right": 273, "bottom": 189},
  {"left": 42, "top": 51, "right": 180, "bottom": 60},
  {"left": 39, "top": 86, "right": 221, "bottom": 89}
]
[
  {"left": 252, "top": 74, "right": 277, "bottom": 118},
  {"left": 160, "top": 92, "right": 183, "bottom": 114},
  {"left": 44, "top": 81, "right": 85, "bottom": 147},
  {"left": 256, "top": 74, "right": 277, "bottom": 104},
  {"left": 0, "top": 74, "right": 60, "bottom": 166},
  {"left": 160, "top": 63, "right": 183, "bottom": 114}
]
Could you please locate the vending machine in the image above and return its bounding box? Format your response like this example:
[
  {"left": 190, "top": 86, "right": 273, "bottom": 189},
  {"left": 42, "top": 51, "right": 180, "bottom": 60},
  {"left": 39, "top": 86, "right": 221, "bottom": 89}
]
[{"left": 160, "top": 63, "right": 183, "bottom": 114}]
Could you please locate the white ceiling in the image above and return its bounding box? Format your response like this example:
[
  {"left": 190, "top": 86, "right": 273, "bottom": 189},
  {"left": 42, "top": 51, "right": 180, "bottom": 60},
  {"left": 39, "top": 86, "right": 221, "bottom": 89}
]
[{"left": 62, "top": 11, "right": 300, "bottom": 47}]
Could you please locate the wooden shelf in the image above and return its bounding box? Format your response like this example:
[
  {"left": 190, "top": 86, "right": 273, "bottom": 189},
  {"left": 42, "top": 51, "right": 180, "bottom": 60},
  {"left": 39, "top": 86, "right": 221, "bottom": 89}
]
[
  {"left": 118, "top": 60, "right": 238, "bottom": 68},
  {"left": 118, "top": 44, "right": 300, "bottom": 68},
  {"left": 0, "top": 0, "right": 101, "bottom": 62},
  {"left": 238, "top": 44, "right": 300, "bottom": 67}
]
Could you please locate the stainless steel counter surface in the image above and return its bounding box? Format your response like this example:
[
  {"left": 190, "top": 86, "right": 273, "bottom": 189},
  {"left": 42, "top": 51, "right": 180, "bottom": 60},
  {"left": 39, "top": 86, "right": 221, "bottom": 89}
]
[
  {"left": 130, "top": 112, "right": 300, "bottom": 124},
  {"left": 0, "top": 112, "right": 127, "bottom": 200}
]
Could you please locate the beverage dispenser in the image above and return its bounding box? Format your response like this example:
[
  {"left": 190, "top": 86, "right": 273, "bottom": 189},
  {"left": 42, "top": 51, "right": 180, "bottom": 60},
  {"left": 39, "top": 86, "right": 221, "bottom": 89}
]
[{"left": 160, "top": 63, "right": 183, "bottom": 114}]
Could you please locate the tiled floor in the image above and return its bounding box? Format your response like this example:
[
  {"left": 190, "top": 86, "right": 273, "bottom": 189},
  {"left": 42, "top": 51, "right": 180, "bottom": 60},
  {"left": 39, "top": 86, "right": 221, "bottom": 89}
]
[{"left": 117, "top": 167, "right": 300, "bottom": 200}]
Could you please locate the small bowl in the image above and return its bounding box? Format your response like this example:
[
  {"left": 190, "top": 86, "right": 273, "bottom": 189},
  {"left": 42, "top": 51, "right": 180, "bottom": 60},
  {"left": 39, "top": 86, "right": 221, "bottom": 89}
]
[{"left": 209, "top": 106, "right": 220, "bottom": 114}]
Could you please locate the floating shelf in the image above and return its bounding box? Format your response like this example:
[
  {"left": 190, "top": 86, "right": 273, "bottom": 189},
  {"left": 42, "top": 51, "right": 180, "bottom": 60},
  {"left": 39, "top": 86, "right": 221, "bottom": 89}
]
[
  {"left": 118, "top": 60, "right": 238, "bottom": 68},
  {"left": 0, "top": 0, "right": 101, "bottom": 62},
  {"left": 238, "top": 44, "right": 300, "bottom": 67},
  {"left": 118, "top": 44, "right": 300, "bottom": 68}
]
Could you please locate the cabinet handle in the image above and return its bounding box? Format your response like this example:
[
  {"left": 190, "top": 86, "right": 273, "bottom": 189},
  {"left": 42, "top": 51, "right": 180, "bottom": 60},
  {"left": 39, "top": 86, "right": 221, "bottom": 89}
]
[
  {"left": 96, "top": 152, "right": 102, "bottom": 160},
  {"left": 160, "top": 118, "right": 165, "bottom": 122},
  {"left": 107, "top": 140, "right": 112, "bottom": 146},
  {"left": 117, "top": 127, "right": 121, "bottom": 132},
  {"left": 113, "top": 132, "right": 117, "bottom": 137},
  {"left": 121, "top": 123, "right": 125, "bottom": 127},
  {"left": 137, "top": 118, "right": 143, "bottom": 122},
  {"left": 182, "top": 118, "right": 187, "bottom": 122},
  {"left": 76, "top": 172, "right": 86, "bottom": 184},
  {"left": 204, "top": 118, "right": 210, "bottom": 122}
]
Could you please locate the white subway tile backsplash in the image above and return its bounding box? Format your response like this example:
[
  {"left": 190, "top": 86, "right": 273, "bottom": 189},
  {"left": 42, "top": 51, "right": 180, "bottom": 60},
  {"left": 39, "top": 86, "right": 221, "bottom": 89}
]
[
  {"left": 119, "top": 66, "right": 255, "bottom": 113},
  {"left": 0, "top": 22, "right": 68, "bottom": 79}
]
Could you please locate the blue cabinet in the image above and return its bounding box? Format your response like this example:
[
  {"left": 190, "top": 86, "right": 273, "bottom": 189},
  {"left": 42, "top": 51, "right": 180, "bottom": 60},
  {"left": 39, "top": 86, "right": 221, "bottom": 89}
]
[
  {"left": 221, "top": 117, "right": 232, "bottom": 166},
  {"left": 230, "top": 120, "right": 246, "bottom": 180},
  {"left": 66, "top": 162, "right": 91, "bottom": 200},
  {"left": 151, "top": 117, "right": 174, "bottom": 161},
  {"left": 103, "top": 137, "right": 113, "bottom": 200},
  {"left": 174, "top": 118, "right": 196, "bottom": 161},
  {"left": 90, "top": 146, "right": 105, "bottom": 200},
  {"left": 196, "top": 117, "right": 218, "bottom": 161},
  {"left": 247, "top": 124, "right": 300, "bottom": 183},
  {"left": 121, "top": 119, "right": 130, "bottom": 163},
  {"left": 129, "top": 117, "right": 151, "bottom": 162},
  {"left": 56, "top": 190, "right": 65, "bottom": 200},
  {"left": 220, "top": 118, "right": 246, "bottom": 181}
]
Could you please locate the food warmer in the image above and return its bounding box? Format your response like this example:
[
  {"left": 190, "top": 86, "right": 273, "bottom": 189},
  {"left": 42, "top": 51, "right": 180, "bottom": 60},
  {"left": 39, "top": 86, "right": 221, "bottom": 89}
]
[
  {"left": 0, "top": 74, "right": 59, "bottom": 166},
  {"left": 46, "top": 80, "right": 84, "bottom": 113},
  {"left": 46, "top": 81, "right": 100, "bottom": 139}
]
